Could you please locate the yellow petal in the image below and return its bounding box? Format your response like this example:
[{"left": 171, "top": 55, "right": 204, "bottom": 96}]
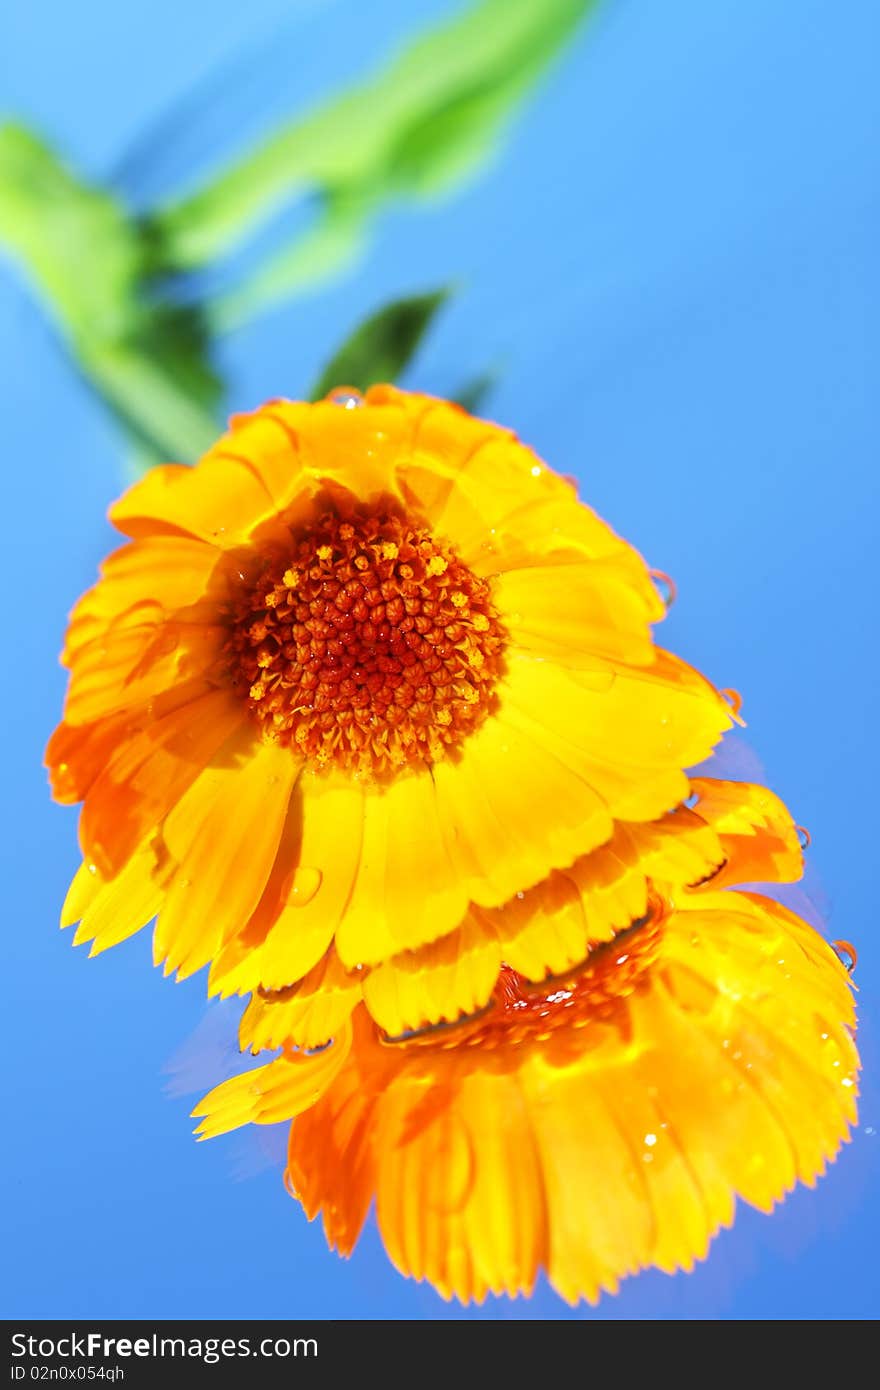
[
  {"left": 60, "top": 861, "right": 102, "bottom": 927},
  {"left": 240, "top": 949, "right": 361, "bottom": 1053},
  {"left": 79, "top": 685, "right": 245, "bottom": 877},
  {"left": 623, "top": 807, "right": 725, "bottom": 889},
  {"left": 71, "top": 846, "right": 162, "bottom": 956},
  {"left": 70, "top": 536, "right": 220, "bottom": 626},
  {"left": 109, "top": 455, "right": 285, "bottom": 548},
  {"left": 495, "top": 559, "right": 656, "bottom": 667},
  {"left": 433, "top": 706, "right": 613, "bottom": 912},
  {"left": 363, "top": 917, "right": 501, "bottom": 1036},
  {"left": 335, "top": 772, "right": 466, "bottom": 968},
  {"left": 154, "top": 732, "right": 301, "bottom": 980},
  {"left": 193, "top": 1019, "right": 353, "bottom": 1139},
  {"left": 690, "top": 778, "right": 803, "bottom": 886},
  {"left": 209, "top": 773, "right": 366, "bottom": 995}
]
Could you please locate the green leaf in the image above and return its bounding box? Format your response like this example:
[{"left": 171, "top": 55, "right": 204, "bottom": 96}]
[
  {"left": 0, "top": 0, "right": 599, "bottom": 474},
  {"left": 453, "top": 366, "right": 500, "bottom": 416},
  {"left": 154, "top": 0, "right": 597, "bottom": 284},
  {"left": 0, "top": 123, "right": 221, "bottom": 464},
  {"left": 310, "top": 287, "right": 451, "bottom": 401},
  {"left": 0, "top": 123, "right": 140, "bottom": 339},
  {"left": 207, "top": 188, "right": 373, "bottom": 334}
]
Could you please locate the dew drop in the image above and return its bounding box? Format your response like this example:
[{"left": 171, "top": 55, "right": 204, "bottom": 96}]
[
  {"left": 650, "top": 569, "right": 677, "bottom": 611},
  {"left": 328, "top": 387, "right": 364, "bottom": 409},
  {"left": 796, "top": 825, "right": 812, "bottom": 851},
  {"left": 87, "top": 862, "right": 99, "bottom": 877},
  {"left": 832, "top": 939, "right": 858, "bottom": 974},
  {"left": 530, "top": 465, "right": 542, "bottom": 478},
  {"left": 290, "top": 867, "right": 322, "bottom": 905},
  {"left": 865, "top": 1126, "right": 875, "bottom": 1136},
  {"left": 644, "top": 1133, "right": 657, "bottom": 1147}
]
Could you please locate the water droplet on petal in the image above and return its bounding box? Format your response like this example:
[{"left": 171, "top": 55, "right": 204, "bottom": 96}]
[
  {"left": 796, "top": 825, "right": 811, "bottom": 850},
  {"left": 832, "top": 939, "right": 857, "bottom": 974},
  {"left": 328, "top": 387, "right": 364, "bottom": 409},
  {"left": 290, "top": 867, "right": 322, "bottom": 905},
  {"left": 87, "top": 862, "right": 99, "bottom": 877},
  {"left": 650, "top": 569, "right": 677, "bottom": 611}
]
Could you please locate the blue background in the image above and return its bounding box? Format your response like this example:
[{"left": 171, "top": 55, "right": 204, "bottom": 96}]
[{"left": 2, "top": 0, "right": 877, "bottom": 1320}]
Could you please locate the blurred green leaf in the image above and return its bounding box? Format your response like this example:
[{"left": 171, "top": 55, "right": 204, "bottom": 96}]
[
  {"left": 0, "top": 124, "right": 139, "bottom": 339},
  {"left": 310, "top": 287, "right": 451, "bottom": 401},
  {"left": 0, "top": 125, "right": 221, "bottom": 462},
  {"left": 453, "top": 366, "right": 501, "bottom": 416},
  {"left": 156, "top": 0, "right": 597, "bottom": 324},
  {"left": 207, "top": 187, "right": 372, "bottom": 334},
  {"left": 0, "top": 0, "right": 600, "bottom": 473}
]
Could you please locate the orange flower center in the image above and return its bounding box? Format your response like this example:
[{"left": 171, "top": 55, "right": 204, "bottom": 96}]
[{"left": 228, "top": 503, "right": 506, "bottom": 776}]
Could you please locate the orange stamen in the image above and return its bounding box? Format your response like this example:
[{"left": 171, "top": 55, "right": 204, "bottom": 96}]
[{"left": 228, "top": 499, "right": 506, "bottom": 776}]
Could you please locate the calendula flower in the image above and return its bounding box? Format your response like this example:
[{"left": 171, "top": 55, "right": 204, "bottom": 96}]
[
  {"left": 194, "top": 786, "right": 859, "bottom": 1305},
  {"left": 48, "top": 386, "right": 733, "bottom": 1002}
]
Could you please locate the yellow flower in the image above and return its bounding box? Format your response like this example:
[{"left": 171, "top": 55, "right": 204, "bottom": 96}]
[
  {"left": 48, "top": 386, "right": 733, "bottom": 1002},
  {"left": 194, "top": 786, "right": 858, "bottom": 1305}
]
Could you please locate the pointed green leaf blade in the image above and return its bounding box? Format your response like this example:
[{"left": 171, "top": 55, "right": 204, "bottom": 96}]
[
  {"left": 453, "top": 366, "right": 501, "bottom": 416},
  {"left": 311, "top": 287, "right": 451, "bottom": 400}
]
